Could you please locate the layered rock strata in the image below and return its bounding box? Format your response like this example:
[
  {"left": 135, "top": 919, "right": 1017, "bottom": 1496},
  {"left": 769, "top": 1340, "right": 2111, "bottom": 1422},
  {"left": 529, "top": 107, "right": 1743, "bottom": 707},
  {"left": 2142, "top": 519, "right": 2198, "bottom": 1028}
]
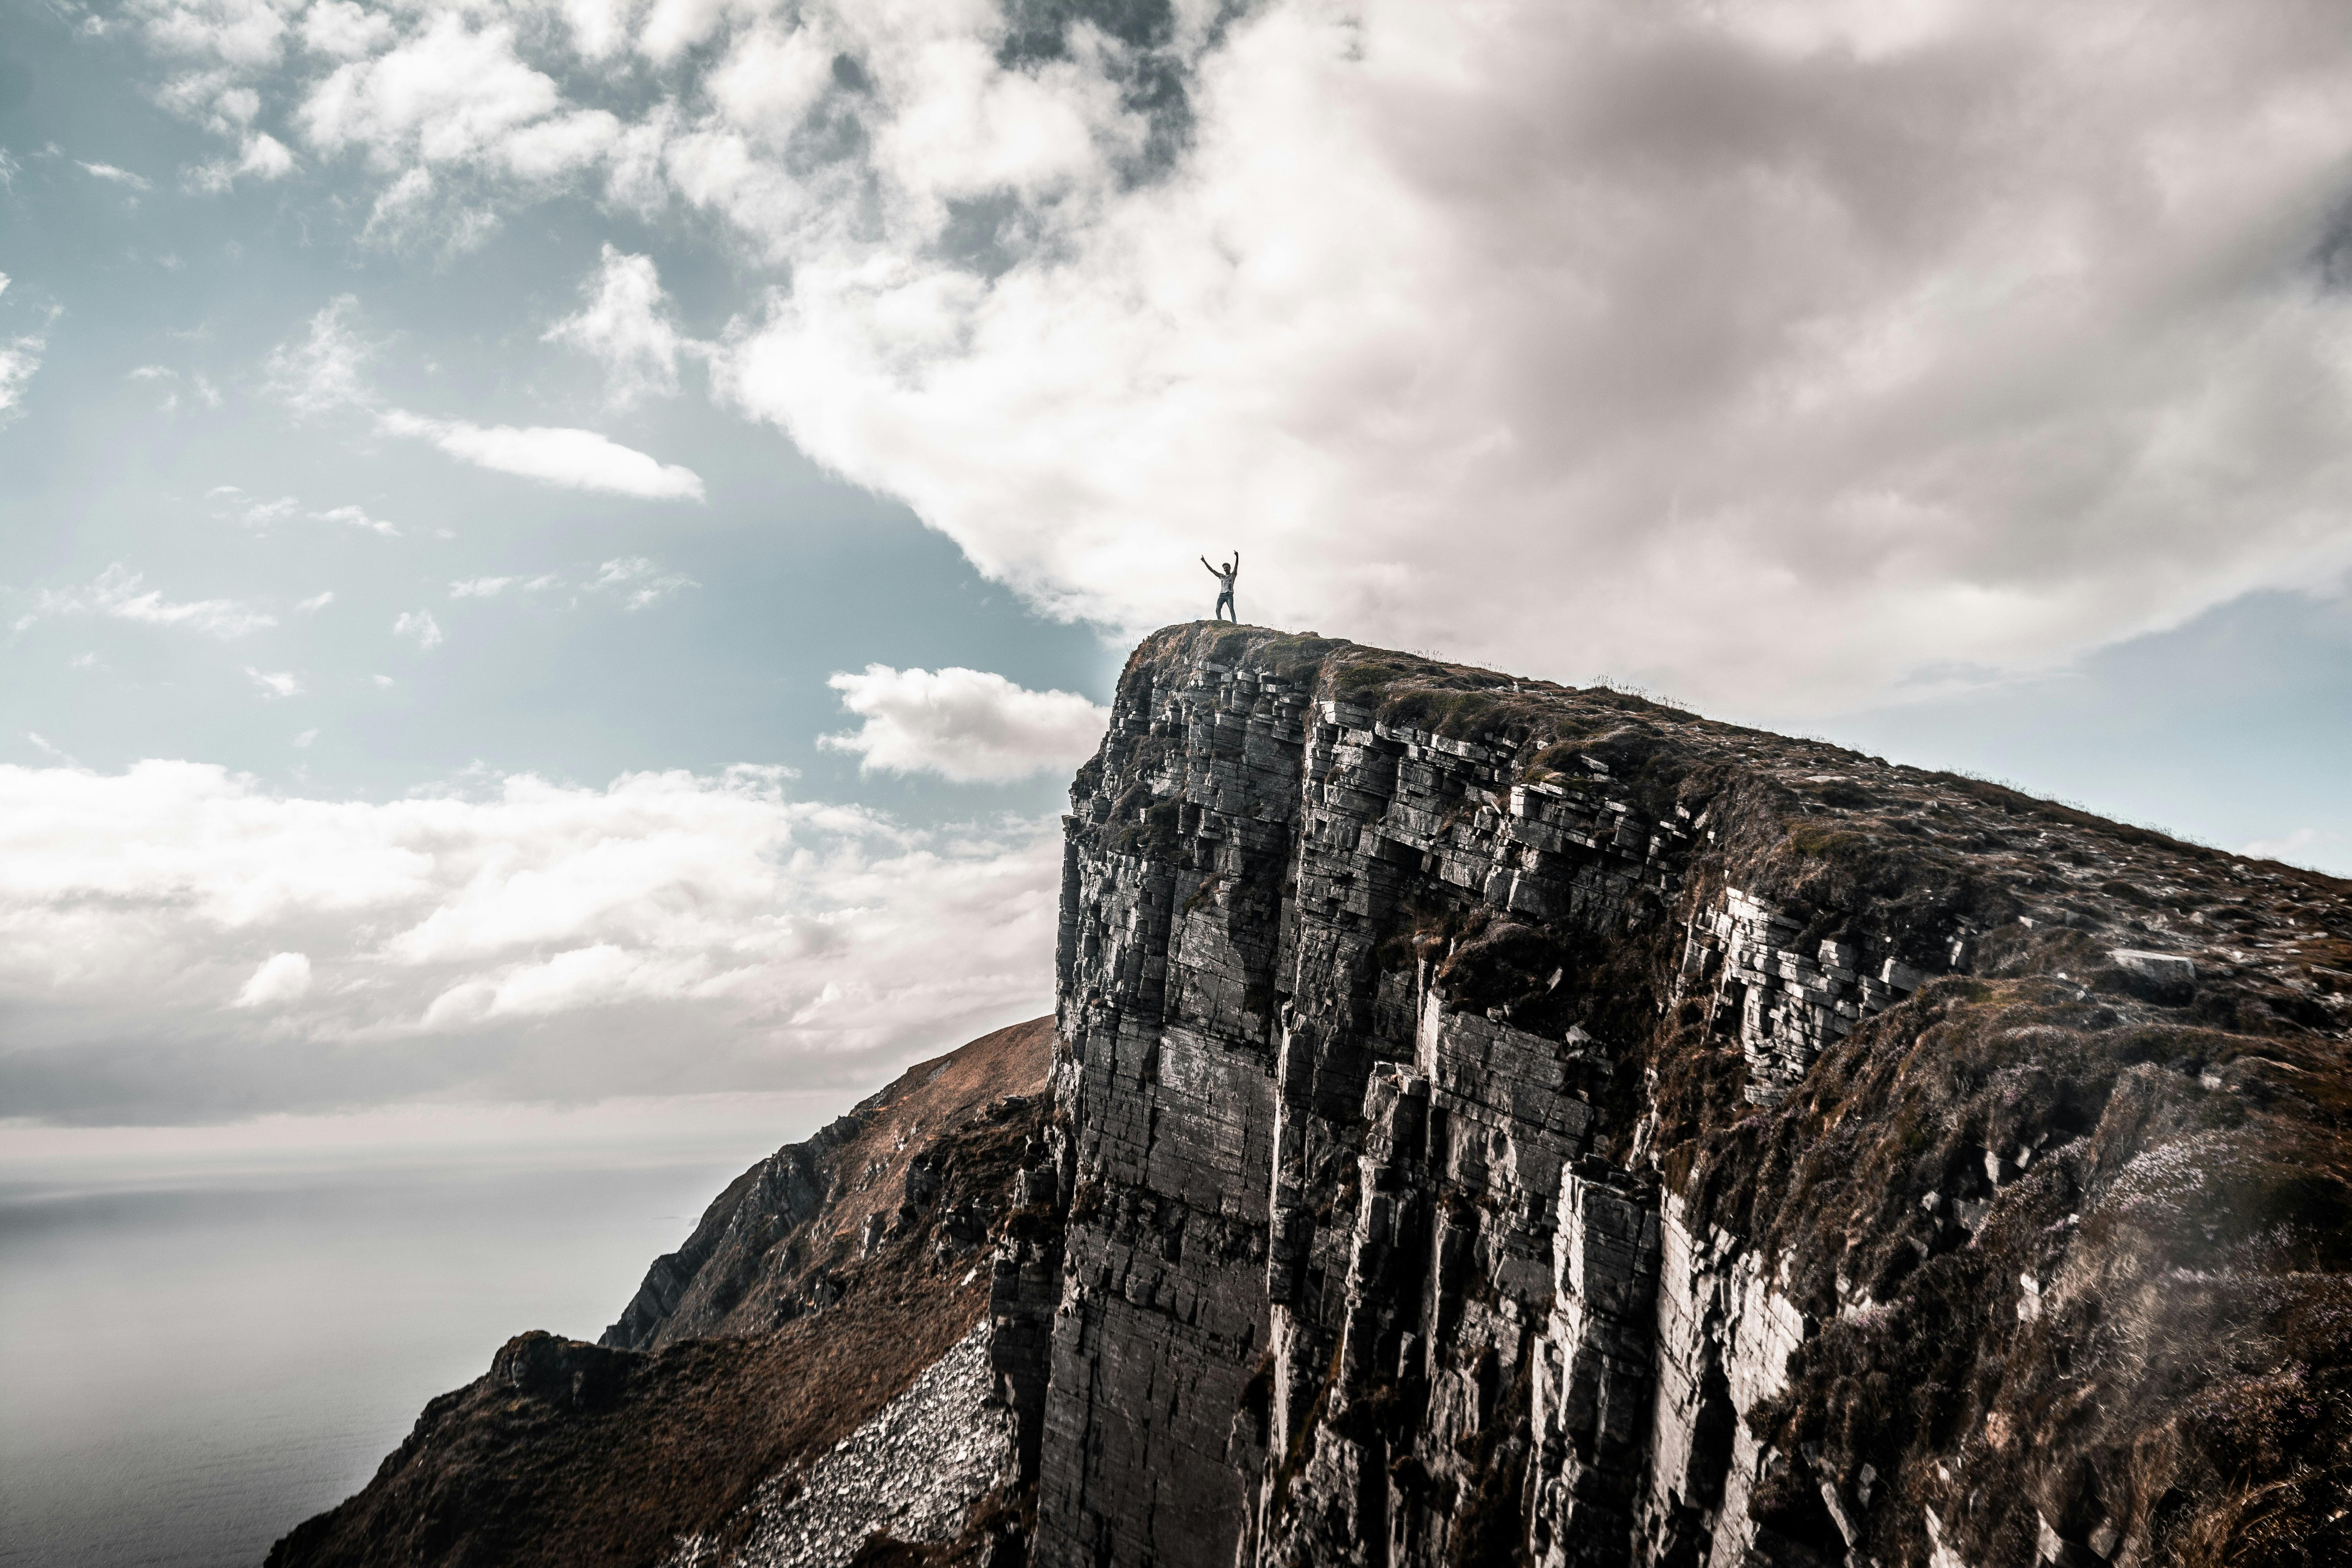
[{"left": 1036, "top": 624, "right": 2352, "bottom": 1568}]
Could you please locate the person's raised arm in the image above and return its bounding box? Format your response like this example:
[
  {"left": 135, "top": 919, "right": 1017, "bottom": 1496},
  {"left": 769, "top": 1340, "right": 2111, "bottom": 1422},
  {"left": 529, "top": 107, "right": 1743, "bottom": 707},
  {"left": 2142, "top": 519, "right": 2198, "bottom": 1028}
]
[{"left": 1201, "top": 556, "right": 1218, "bottom": 577}]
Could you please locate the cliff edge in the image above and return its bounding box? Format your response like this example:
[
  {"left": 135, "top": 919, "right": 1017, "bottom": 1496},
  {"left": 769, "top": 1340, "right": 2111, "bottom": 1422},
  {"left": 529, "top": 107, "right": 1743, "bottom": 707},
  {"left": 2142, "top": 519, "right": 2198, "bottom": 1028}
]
[{"left": 274, "top": 625, "right": 2352, "bottom": 1568}]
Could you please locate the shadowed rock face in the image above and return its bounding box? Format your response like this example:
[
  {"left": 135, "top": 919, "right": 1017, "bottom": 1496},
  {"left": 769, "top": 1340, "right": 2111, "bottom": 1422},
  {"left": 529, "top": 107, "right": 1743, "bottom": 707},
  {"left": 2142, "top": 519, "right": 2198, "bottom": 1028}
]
[
  {"left": 273, "top": 626, "right": 2352, "bottom": 1568},
  {"left": 602, "top": 1018, "right": 1058, "bottom": 1352}
]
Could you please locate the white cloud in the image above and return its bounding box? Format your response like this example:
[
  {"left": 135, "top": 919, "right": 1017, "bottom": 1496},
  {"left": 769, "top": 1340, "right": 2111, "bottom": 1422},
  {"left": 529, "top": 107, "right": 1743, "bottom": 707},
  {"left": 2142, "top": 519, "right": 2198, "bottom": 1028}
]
[
  {"left": 439, "top": 205, "right": 505, "bottom": 256},
  {"left": 297, "top": 591, "right": 334, "bottom": 613},
  {"left": 688, "top": 0, "right": 2352, "bottom": 716},
  {"left": 637, "top": 0, "right": 742, "bottom": 67},
  {"left": 78, "top": 160, "right": 153, "bottom": 190},
  {"left": 265, "top": 295, "right": 374, "bottom": 414},
  {"left": 0, "top": 761, "right": 1060, "bottom": 1118},
  {"left": 545, "top": 245, "right": 690, "bottom": 407},
  {"left": 25, "top": 565, "right": 275, "bottom": 639},
  {"left": 359, "top": 163, "right": 431, "bottom": 241},
  {"left": 820, "top": 665, "right": 1110, "bottom": 783},
  {"left": 300, "top": 0, "right": 392, "bottom": 60},
  {"left": 0, "top": 335, "right": 39, "bottom": 426},
  {"left": 126, "top": 0, "right": 288, "bottom": 69},
  {"left": 245, "top": 666, "right": 303, "bottom": 698},
  {"left": 421, "top": 942, "right": 727, "bottom": 1026},
  {"left": 704, "top": 18, "right": 834, "bottom": 142},
  {"left": 450, "top": 576, "right": 514, "bottom": 597},
  {"left": 348, "top": 165, "right": 503, "bottom": 254},
  {"left": 301, "top": 13, "right": 561, "bottom": 169},
  {"left": 559, "top": 0, "right": 633, "bottom": 60},
  {"left": 588, "top": 555, "right": 697, "bottom": 608},
  {"left": 239, "top": 495, "right": 301, "bottom": 526},
  {"left": 185, "top": 131, "right": 296, "bottom": 192},
  {"left": 392, "top": 608, "right": 443, "bottom": 650},
  {"left": 498, "top": 109, "right": 623, "bottom": 181},
  {"left": 155, "top": 68, "right": 234, "bottom": 125},
  {"left": 234, "top": 951, "right": 311, "bottom": 1007},
  {"left": 293, "top": 728, "right": 319, "bottom": 748},
  {"left": 601, "top": 110, "right": 671, "bottom": 214},
  {"left": 311, "top": 503, "right": 397, "bottom": 535},
  {"left": 377, "top": 410, "right": 706, "bottom": 499}
]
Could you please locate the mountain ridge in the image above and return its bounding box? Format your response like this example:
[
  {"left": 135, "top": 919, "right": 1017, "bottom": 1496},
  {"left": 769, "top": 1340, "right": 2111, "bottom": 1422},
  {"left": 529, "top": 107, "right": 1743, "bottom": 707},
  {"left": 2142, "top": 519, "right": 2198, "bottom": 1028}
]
[{"left": 266, "top": 1019, "right": 1055, "bottom": 1568}]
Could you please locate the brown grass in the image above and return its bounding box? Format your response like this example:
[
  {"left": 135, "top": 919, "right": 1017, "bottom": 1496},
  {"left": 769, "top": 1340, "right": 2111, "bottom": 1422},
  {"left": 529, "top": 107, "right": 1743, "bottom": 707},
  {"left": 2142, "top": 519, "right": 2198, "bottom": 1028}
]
[{"left": 267, "top": 1020, "right": 1055, "bottom": 1568}]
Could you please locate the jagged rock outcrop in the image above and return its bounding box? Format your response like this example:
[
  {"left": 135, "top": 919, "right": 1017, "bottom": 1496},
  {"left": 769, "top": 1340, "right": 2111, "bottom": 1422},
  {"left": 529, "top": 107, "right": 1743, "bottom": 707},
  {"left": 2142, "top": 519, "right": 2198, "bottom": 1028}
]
[
  {"left": 664, "top": 1322, "right": 1020, "bottom": 1568},
  {"left": 274, "top": 625, "right": 2352, "bottom": 1568}
]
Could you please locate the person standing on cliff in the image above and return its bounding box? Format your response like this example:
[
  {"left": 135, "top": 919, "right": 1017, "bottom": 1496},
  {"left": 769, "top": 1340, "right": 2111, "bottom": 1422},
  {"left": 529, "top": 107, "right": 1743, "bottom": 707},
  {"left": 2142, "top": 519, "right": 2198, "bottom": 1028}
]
[{"left": 1202, "top": 552, "right": 1239, "bottom": 622}]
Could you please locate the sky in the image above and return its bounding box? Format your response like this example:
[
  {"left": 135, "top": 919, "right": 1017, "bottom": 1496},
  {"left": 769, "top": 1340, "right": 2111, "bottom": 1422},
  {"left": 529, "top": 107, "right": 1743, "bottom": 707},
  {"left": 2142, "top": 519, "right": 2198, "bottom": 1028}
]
[{"left": 2, "top": 0, "right": 2348, "bottom": 1154}]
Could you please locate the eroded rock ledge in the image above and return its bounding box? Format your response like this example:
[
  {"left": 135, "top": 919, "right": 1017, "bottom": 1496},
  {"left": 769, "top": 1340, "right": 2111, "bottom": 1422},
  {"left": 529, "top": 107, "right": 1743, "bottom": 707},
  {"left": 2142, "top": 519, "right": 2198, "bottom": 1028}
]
[{"left": 273, "top": 625, "right": 2352, "bottom": 1568}]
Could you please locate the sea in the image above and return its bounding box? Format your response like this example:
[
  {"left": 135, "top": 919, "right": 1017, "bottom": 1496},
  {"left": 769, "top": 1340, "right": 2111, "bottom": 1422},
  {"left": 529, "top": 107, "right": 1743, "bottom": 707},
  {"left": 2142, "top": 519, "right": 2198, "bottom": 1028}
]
[{"left": 0, "top": 1120, "right": 815, "bottom": 1568}]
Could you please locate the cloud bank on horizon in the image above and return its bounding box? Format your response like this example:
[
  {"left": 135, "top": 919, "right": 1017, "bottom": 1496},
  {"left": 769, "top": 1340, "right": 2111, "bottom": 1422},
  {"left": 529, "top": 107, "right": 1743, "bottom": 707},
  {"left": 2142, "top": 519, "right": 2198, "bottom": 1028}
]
[
  {"left": 0, "top": 657, "right": 1096, "bottom": 1126},
  {"left": 0, "top": 758, "right": 1064, "bottom": 1124},
  {"left": 101, "top": 0, "right": 2352, "bottom": 712}
]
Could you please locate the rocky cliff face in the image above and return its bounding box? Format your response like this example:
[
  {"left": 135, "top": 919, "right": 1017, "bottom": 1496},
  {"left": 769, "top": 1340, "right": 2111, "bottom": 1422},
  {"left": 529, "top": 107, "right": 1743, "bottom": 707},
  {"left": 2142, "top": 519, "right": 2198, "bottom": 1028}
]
[
  {"left": 274, "top": 626, "right": 2352, "bottom": 1568},
  {"left": 1033, "top": 624, "right": 2351, "bottom": 1568}
]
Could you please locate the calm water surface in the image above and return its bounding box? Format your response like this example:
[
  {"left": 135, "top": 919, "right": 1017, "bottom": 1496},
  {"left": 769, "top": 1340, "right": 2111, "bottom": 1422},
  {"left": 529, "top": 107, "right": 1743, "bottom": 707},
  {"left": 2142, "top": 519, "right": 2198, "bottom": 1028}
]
[{"left": 0, "top": 1158, "right": 748, "bottom": 1568}]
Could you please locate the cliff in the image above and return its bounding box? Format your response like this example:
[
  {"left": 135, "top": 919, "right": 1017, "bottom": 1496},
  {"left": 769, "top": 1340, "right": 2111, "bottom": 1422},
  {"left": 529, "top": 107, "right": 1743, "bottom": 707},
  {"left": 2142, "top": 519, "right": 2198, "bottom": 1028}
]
[
  {"left": 274, "top": 625, "right": 2352, "bottom": 1568},
  {"left": 1031, "top": 624, "right": 2352, "bottom": 1568},
  {"left": 267, "top": 1018, "right": 1058, "bottom": 1568}
]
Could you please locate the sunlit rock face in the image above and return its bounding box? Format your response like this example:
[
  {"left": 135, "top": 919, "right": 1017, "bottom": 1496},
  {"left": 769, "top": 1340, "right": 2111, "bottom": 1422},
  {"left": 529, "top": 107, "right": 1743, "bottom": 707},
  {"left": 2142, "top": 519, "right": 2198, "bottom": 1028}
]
[
  {"left": 273, "top": 624, "right": 2352, "bottom": 1568},
  {"left": 1031, "top": 622, "right": 2352, "bottom": 1568}
]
